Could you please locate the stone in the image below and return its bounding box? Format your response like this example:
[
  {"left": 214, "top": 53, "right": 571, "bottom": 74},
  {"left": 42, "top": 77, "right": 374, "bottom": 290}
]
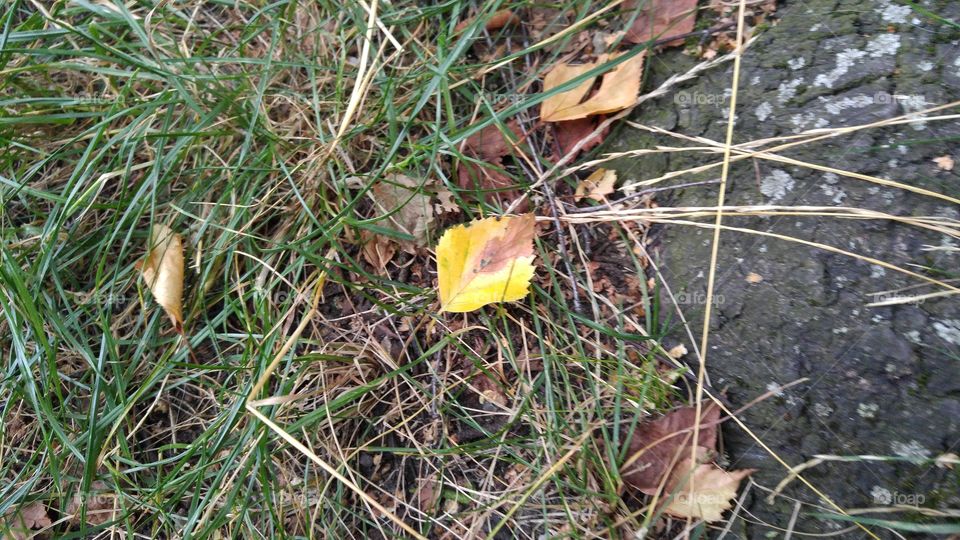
[{"left": 603, "top": 0, "right": 960, "bottom": 536}]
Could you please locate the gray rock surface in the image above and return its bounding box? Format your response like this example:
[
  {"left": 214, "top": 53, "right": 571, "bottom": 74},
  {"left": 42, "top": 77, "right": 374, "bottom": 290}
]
[{"left": 605, "top": 0, "right": 960, "bottom": 537}]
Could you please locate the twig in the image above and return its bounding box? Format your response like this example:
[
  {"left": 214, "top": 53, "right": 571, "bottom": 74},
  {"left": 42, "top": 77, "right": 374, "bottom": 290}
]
[{"left": 565, "top": 179, "right": 721, "bottom": 213}]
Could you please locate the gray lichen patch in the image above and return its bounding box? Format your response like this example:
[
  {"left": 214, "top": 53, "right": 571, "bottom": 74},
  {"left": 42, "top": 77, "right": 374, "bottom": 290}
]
[{"left": 760, "top": 169, "right": 795, "bottom": 200}]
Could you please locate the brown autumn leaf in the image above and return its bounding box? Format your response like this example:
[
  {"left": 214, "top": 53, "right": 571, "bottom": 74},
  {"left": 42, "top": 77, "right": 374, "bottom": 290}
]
[
  {"left": 540, "top": 62, "right": 596, "bottom": 121},
  {"left": 623, "top": 0, "right": 698, "bottom": 46},
  {"left": 1, "top": 502, "right": 52, "bottom": 540},
  {"left": 137, "top": 223, "right": 184, "bottom": 333},
  {"left": 553, "top": 116, "right": 611, "bottom": 160},
  {"left": 66, "top": 481, "right": 118, "bottom": 526},
  {"left": 417, "top": 477, "right": 442, "bottom": 513},
  {"left": 540, "top": 51, "right": 645, "bottom": 122},
  {"left": 369, "top": 174, "right": 434, "bottom": 253},
  {"left": 457, "top": 120, "right": 523, "bottom": 204},
  {"left": 575, "top": 168, "right": 617, "bottom": 202},
  {"left": 454, "top": 9, "right": 520, "bottom": 34},
  {"left": 621, "top": 403, "right": 721, "bottom": 494},
  {"left": 473, "top": 372, "right": 508, "bottom": 407},
  {"left": 661, "top": 459, "right": 754, "bottom": 522},
  {"left": 435, "top": 189, "right": 461, "bottom": 214},
  {"left": 360, "top": 230, "right": 398, "bottom": 272}
]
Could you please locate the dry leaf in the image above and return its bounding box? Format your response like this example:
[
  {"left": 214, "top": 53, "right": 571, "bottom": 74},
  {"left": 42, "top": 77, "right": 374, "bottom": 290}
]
[
  {"left": 622, "top": 403, "right": 721, "bottom": 494},
  {"left": 436, "top": 189, "right": 461, "bottom": 214},
  {"left": 473, "top": 372, "right": 508, "bottom": 407},
  {"left": 417, "top": 477, "right": 441, "bottom": 513},
  {"left": 540, "top": 52, "right": 645, "bottom": 122},
  {"left": 455, "top": 9, "right": 519, "bottom": 33},
  {"left": 935, "top": 452, "right": 958, "bottom": 469},
  {"left": 575, "top": 169, "right": 617, "bottom": 202},
  {"left": 360, "top": 230, "right": 398, "bottom": 271},
  {"left": 623, "top": 0, "right": 698, "bottom": 46},
  {"left": 370, "top": 174, "right": 434, "bottom": 253},
  {"left": 137, "top": 223, "right": 184, "bottom": 333},
  {"left": 66, "top": 481, "right": 118, "bottom": 526},
  {"left": 1, "top": 502, "right": 52, "bottom": 540},
  {"left": 540, "top": 63, "right": 596, "bottom": 121},
  {"left": 554, "top": 116, "right": 610, "bottom": 160},
  {"left": 933, "top": 155, "right": 954, "bottom": 171},
  {"left": 745, "top": 272, "right": 763, "bottom": 284},
  {"left": 457, "top": 121, "right": 524, "bottom": 205},
  {"left": 661, "top": 459, "right": 754, "bottom": 522},
  {"left": 437, "top": 214, "right": 536, "bottom": 313}
]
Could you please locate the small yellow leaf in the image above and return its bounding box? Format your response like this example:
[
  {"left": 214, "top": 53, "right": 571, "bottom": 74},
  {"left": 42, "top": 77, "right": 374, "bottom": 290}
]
[
  {"left": 575, "top": 169, "right": 617, "bottom": 202},
  {"left": 138, "top": 223, "right": 184, "bottom": 333},
  {"left": 666, "top": 343, "right": 688, "bottom": 359},
  {"left": 933, "top": 155, "right": 954, "bottom": 171},
  {"left": 540, "top": 52, "right": 645, "bottom": 122},
  {"left": 662, "top": 459, "right": 753, "bottom": 522},
  {"left": 437, "top": 214, "right": 536, "bottom": 313}
]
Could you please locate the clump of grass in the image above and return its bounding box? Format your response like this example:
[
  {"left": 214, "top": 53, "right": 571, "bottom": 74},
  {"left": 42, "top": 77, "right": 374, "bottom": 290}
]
[{"left": 0, "top": 1, "right": 684, "bottom": 537}]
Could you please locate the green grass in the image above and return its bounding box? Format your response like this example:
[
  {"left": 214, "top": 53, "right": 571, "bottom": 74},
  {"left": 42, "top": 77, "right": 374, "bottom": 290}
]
[{"left": 0, "top": 1, "right": 682, "bottom": 538}]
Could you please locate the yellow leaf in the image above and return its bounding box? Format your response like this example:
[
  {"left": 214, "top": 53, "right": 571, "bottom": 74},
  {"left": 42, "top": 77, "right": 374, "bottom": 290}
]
[
  {"left": 137, "top": 223, "right": 184, "bottom": 333},
  {"left": 540, "top": 63, "right": 597, "bottom": 122},
  {"left": 933, "top": 155, "right": 954, "bottom": 171},
  {"left": 540, "top": 52, "right": 645, "bottom": 122},
  {"left": 575, "top": 168, "right": 617, "bottom": 202},
  {"left": 662, "top": 459, "right": 753, "bottom": 522},
  {"left": 437, "top": 214, "right": 536, "bottom": 313}
]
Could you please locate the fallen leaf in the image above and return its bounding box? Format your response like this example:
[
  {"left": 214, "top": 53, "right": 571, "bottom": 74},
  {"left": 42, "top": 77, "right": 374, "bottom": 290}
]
[
  {"left": 370, "top": 174, "right": 434, "bottom": 253},
  {"left": 622, "top": 403, "right": 721, "bottom": 494},
  {"left": 473, "top": 372, "right": 508, "bottom": 407},
  {"left": 457, "top": 120, "right": 524, "bottom": 204},
  {"left": 436, "top": 189, "right": 461, "bottom": 214},
  {"left": 417, "top": 477, "right": 441, "bottom": 513},
  {"left": 554, "top": 116, "right": 611, "bottom": 160},
  {"left": 745, "top": 272, "right": 763, "bottom": 284},
  {"left": 935, "top": 452, "right": 958, "bottom": 469},
  {"left": 360, "top": 230, "right": 398, "bottom": 271},
  {"left": 934, "top": 155, "right": 954, "bottom": 171},
  {"left": 540, "top": 63, "right": 597, "bottom": 121},
  {"left": 137, "top": 223, "right": 184, "bottom": 333},
  {"left": 463, "top": 119, "right": 521, "bottom": 162},
  {"left": 623, "top": 0, "right": 698, "bottom": 46},
  {"left": 540, "top": 51, "right": 645, "bottom": 122},
  {"left": 1, "top": 502, "right": 52, "bottom": 540},
  {"left": 66, "top": 481, "right": 118, "bottom": 526},
  {"left": 661, "top": 459, "right": 754, "bottom": 522},
  {"left": 666, "top": 344, "right": 688, "bottom": 359},
  {"left": 455, "top": 9, "right": 519, "bottom": 33},
  {"left": 437, "top": 214, "right": 536, "bottom": 313},
  {"left": 575, "top": 169, "right": 617, "bottom": 202}
]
